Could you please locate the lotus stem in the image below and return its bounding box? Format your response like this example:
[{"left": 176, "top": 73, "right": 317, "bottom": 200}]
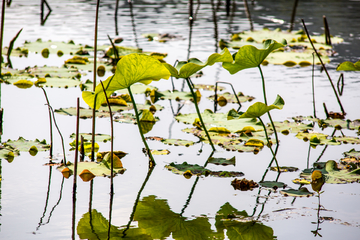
[
  {"left": 72, "top": 98, "right": 80, "bottom": 240},
  {"left": 289, "top": 0, "right": 299, "bottom": 32},
  {"left": 301, "top": 19, "right": 345, "bottom": 115},
  {"left": 0, "top": 0, "right": 6, "bottom": 78},
  {"left": 258, "top": 117, "right": 280, "bottom": 171},
  {"left": 186, "top": 78, "right": 215, "bottom": 151},
  {"left": 258, "top": 65, "right": 279, "bottom": 153},
  {"left": 100, "top": 80, "right": 114, "bottom": 194},
  {"left": 91, "top": 0, "right": 100, "bottom": 162},
  {"left": 312, "top": 52, "right": 317, "bottom": 118},
  {"left": 127, "top": 86, "right": 155, "bottom": 167}
]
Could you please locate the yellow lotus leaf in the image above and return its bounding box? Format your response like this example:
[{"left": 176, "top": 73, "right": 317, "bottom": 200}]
[{"left": 79, "top": 169, "right": 95, "bottom": 182}]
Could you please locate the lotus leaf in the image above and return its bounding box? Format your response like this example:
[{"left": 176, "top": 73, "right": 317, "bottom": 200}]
[
  {"left": 21, "top": 66, "right": 81, "bottom": 78},
  {"left": 271, "top": 120, "right": 314, "bottom": 134},
  {"left": 334, "top": 136, "right": 360, "bottom": 144},
  {"left": 295, "top": 132, "right": 340, "bottom": 146},
  {"left": 57, "top": 161, "right": 125, "bottom": 178},
  {"left": 300, "top": 160, "right": 360, "bottom": 184},
  {"left": 343, "top": 149, "right": 360, "bottom": 159},
  {"left": 13, "top": 79, "right": 33, "bottom": 89},
  {"left": 231, "top": 178, "right": 259, "bottom": 191},
  {"left": 151, "top": 149, "right": 170, "bottom": 155},
  {"left": 340, "top": 157, "right": 360, "bottom": 166},
  {"left": 70, "top": 133, "right": 111, "bottom": 143},
  {"left": 55, "top": 107, "right": 110, "bottom": 119},
  {"left": 176, "top": 109, "right": 264, "bottom": 132},
  {"left": 154, "top": 89, "right": 202, "bottom": 101},
  {"left": 229, "top": 29, "right": 343, "bottom": 46},
  {"left": 35, "top": 77, "right": 81, "bottom": 88},
  {"left": 82, "top": 54, "right": 170, "bottom": 110},
  {"left": 160, "top": 138, "right": 195, "bottom": 147},
  {"left": 215, "top": 202, "right": 275, "bottom": 240},
  {"left": 0, "top": 146, "right": 20, "bottom": 162},
  {"left": 239, "top": 95, "right": 285, "bottom": 119},
  {"left": 97, "top": 151, "right": 127, "bottom": 161},
  {"left": 69, "top": 140, "right": 99, "bottom": 153},
  {"left": 113, "top": 113, "right": 159, "bottom": 124},
  {"left": 280, "top": 187, "right": 314, "bottom": 197},
  {"left": 266, "top": 50, "right": 330, "bottom": 65},
  {"left": 165, "top": 162, "right": 243, "bottom": 178},
  {"left": 270, "top": 166, "right": 299, "bottom": 172},
  {"left": 208, "top": 156, "right": 236, "bottom": 166},
  {"left": 103, "top": 153, "right": 123, "bottom": 168},
  {"left": 163, "top": 48, "right": 233, "bottom": 78},
  {"left": 222, "top": 40, "right": 285, "bottom": 74},
  {"left": 208, "top": 92, "right": 255, "bottom": 103},
  {"left": 259, "top": 181, "right": 287, "bottom": 189},
  {"left": 193, "top": 84, "right": 225, "bottom": 91},
  {"left": 23, "top": 39, "right": 90, "bottom": 55},
  {"left": 4, "top": 137, "right": 50, "bottom": 152},
  {"left": 98, "top": 102, "right": 163, "bottom": 113},
  {"left": 336, "top": 60, "right": 360, "bottom": 71},
  {"left": 292, "top": 178, "right": 311, "bottom": 184},
  {"left": 134, "top": 195, "right": 212, "bottom": 240},
  {"left": 116, "top": 83, "right": 158, "bottom": 95}
]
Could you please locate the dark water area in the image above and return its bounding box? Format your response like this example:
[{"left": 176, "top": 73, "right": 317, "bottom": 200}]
[{"left": 1, "top": 1, "right": 360, "bottom": 239}]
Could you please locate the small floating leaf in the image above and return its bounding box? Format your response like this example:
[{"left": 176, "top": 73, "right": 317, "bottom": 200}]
[
  {"left": 280, "top": 187, "right": 314, "bottom": 197},
  {"left": 151, "top": 149, "right": 170, "bottom": 155},
  {"left": 208, "top": 156, "right": 236, "bottom": 166},
  {"left": 231, "top": 178, "right": 259, "bottom": 191},
  {"left": 61, "top": 167, "right": 72, "bottom": 179},
  {"left": 270, "top": 166, "right": 299, "bottom": 172},
  {"left": 13, "top": 79, "right": 33, "bottom": 89},
  {"left": 4, "top": 137, "right": 50, "bottom": 151},
  {"left": 259, "top": 181, "right": 287, "bottom": 190}
]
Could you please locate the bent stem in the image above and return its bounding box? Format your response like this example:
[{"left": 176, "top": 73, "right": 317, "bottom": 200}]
[
  {"left": 258, "top": 117, "right": 279, "bottom": 171},
  {"left": 127, "top": 86, "right": 155, "bottom": 167},
  {"left": 186, "top": 78, "right": 215, "bottom": 151}
]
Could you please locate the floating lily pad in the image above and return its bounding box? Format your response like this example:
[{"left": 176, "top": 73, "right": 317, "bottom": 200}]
[
  {"left": 142, "top": 33, "right": 184, "bottom": 42},
  {"left": 292, "top": 178, "right": 311, "bottom": 184},
  {"left": 340, "top": 157, "right": 360, "bottom": 166},
  {"left": 208, "top": 156, "right": 236, "bottom": 166},
  {"left": 70, "top": 133, "right": 111, "bottom": 143},
  {"left": 165, "top": 162, "right": 243, "bottom": 178},
  {"left": 295, "top": 132, "right": 340, "bottom": 145},
  {"left": 259, "top": 181, "right": 287, "bottom": 189},
  {"left": 69, "top": 140, "right": 99, "bottom": 153},
  {"left": 161, "top": 138, "right": 195, "bottom": 147},
  {"left": 334, "top": 136, "right": 360, "bottom": 144},
  {"left": 4, "top": 137, "right": 50, "bottom": 151},
  {"left": 0, "top": 146, "right": 20, "bottom": 162},
  {"left": 156, "top": 90, "right": 198, "bottom": 101},
  {"left": 55, "top": 107, "right": 110, "bottom": 118},
  {"left": 36, "top": 77, "right": 81, "bottom": 88},
  {"left": 113, "top": 112, "right": 160, "bottom": 124},
  {"left": 23, "top": 39, "right": 93, "bottom": 55},
  {"left": 300, "top": 160, "right": 360, "bottom": 184},
  {"left": 272, "top": 120, "right": 314, "bottom": 134},
  {"left": 176, "top": 109, "right": 264, "bottom": 133},
  {"left": 97, "top": 151, "right": 127, "bottom": 161},
  {"left": 23, "top": 66, "right": 81, "bottom": 78},
  {"left": 343, "top": 149, "right": 360, "bottom": 159},
  {"left": 270, "top": 166, "right": 299, "bottom": 172},
  {"left": 208, "top": 92, "right": 255, "bottom": 103},
  {"left": 151, "top": 149, "right": 170, "bottom": 155},
  {"left": 57, "top": 161, "right": 125, "bottom": 178},
  {"left": 280, "top": 187, "right": 314, "bottom": 197},
  {"left": 193, "top": 84, "right": 225, "bottom": 91}
]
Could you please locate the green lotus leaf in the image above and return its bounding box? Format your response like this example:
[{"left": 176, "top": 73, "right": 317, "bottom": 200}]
[
  {"left": 334, "top": 136, "right": 360, "bottom": 144},
  {"left": 113, "top": 113, "right": 159, "bottom": 124},
  {"left": 69, "top": 140, "right": 99, "bottom": 153},
  {"left": 4, "top": 137, "right": 50, "bottom": 152},
  {"left": 23, "top": 39, "right": 89, "bottom": 55},
  {"left": 215, "top": 202, "right": 275, "bottom": 240},
  {"left": 259, "top": 181, "right": 287, "bottom": 189},
  {"left": 193, "top": 84, "right": 225, "bottom": 91},
  {"left": 300, "top": 160, "right": 360, "bottom": 184},
  {"left": 70, "top": 133, "right": 110, "bottom": 143},
  {"left": 98, "top": 102, "right": 163, "bottom": 113},
  {"left": 163, "top": 47, "right": 233, "bottom": 78},
  {"left": 270, "top": 166, "right": 299, "bottom": 172},
  {"left": 0, "top": 146, "right": 20, "bottom": 162},
  {"left": 208, "top": 92, "right": 255, "bottom": 103},
  {"left": 57, "top": 161, "right": 125, "bottom": 178},
  {"left": 139, "top": 121, "right": 156, "bottom": 134},
  {"left": 55, "top": 107, "right": 111, "bottom": 118},
  {"left": 336, "top": 60, "right": 360, "bottom": 71},
  {"left": 343, "top": 149, "right": 360, "bottom": 159},
  {"left": 134, "top": 195, "right": 212, "bottom": 240},
  {"left": 139, "top": 109, "right": 156, "bottom": 122},
  {"left": 161, "top": 138, "right": 195, "bottom": 147},
  {"left": 295, "top": 132, "right": 340, "bottom": 146},
  {"left": 151, "top": 149, "right": 170, "bottom": 155},
  {"left": 23, "top": 66, "right": 81, "bottom": 78},
  {"left": 280, "top": 187, "right": 314, "bottom": 197},
  {"left": 208, "top": 156, "right": 236, "bottom": 166},
  {"left": 36, "top": 77, "right": 81, "bottom": 88},
  {"left": 82, "top": 54, "right": 170, "bottom": 109},
  {"left": 239, "top": 95, "right": 284, "bottom": 119},
  {"left": 222, "top": 40, "right": 285, "bottom": 74},
  {"left": 271, "top": 120, "right": 314, "bottom": 134},
  {"left": 176, "top": 109, "right": 264, "bottom": 132}
]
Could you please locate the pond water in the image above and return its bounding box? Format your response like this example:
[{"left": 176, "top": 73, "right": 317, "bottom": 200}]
[{"left": 1, "top": 0, "right": 360, "bottom": 239}]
